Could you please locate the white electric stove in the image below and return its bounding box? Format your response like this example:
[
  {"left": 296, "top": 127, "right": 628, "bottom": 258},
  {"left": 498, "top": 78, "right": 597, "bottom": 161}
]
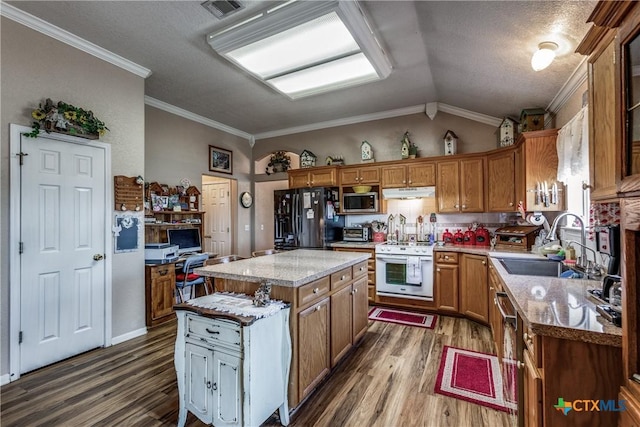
[{"left": 375, "top": 242, "right": 434, "bottom": 300}]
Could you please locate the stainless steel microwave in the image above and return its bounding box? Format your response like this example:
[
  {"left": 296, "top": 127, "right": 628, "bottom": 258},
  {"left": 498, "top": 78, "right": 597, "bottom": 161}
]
[{"left": 342, "top": 192, "right": 378, "bottom": 213}]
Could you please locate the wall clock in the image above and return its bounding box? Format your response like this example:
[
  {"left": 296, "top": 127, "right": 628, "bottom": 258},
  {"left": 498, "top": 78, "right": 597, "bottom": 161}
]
[{"left": 240, "top": 191, "right": 253, "bottom": 208}]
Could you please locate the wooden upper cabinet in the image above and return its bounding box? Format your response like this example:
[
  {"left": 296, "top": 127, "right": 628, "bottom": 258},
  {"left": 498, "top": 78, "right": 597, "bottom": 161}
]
[
  {"left": 620, "top": 9, "right": 640, "bottom": 194},
  {"left": 436, "top": 160, "right": 460, "bottom": 213},
  {"left": 590, "top": 38, "right": 621, "bottom": 200},
  {"left": 486, "top": 148, "right": 519, "bottom": 212},
  {"left": 460, "top": 158, "right": 485, "bottom": 212},
  {"left": 436, "top": 157, "right": 483, "bottom": 213},
  {"left": 520, "top": 129, "right": 564, "bottom": 212},
  {"left": 339, "top": 165, "right": 380, "bottom": 186},
  {"left": 381, "top": 160, "right": 435, "bottom": 188},
  {"left": 288, "top": 166, "right": 338, "bottom": 188}
]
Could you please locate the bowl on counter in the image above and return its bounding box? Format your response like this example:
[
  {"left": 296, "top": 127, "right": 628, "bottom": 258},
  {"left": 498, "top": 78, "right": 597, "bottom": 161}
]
[{"left": 352, "top": 185, "right": 372, "bottom": 194}]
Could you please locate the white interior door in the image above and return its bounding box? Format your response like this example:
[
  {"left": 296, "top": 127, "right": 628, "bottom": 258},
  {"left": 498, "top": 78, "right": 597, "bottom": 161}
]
[
  {"left": 203, "top": 182, "right": 231, "bottom": 256},
  {"left": 19, "top": 134, "right": 106, "bottom": 374}
]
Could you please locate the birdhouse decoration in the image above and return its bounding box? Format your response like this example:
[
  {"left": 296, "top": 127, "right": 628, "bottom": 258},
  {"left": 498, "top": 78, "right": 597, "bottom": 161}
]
[
  {"left": 497, "top": 117, "right": 519, "bottom": 147},
  {"left": 443, "top": 130, "right": 458, "bottom": 155},
  {"left": 400, "top": 131, "right": 411, "bottom": 159},
  {"left": 519, "top": 108, "right": 546, "bottom": 132},
  {"left": 361, "top": 140, "right": 374, "bottom": 163},
  {"left": 300, "top": 149, "right": 316, "bottom": 168}
]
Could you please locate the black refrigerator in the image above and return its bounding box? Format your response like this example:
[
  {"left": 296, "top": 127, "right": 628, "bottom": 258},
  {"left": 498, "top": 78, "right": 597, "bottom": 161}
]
[{"left": 274, "top": 187, "right": 344, "bottom": 250}]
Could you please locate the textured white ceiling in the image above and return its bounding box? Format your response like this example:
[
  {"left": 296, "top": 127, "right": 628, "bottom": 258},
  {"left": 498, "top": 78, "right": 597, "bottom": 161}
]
[{"left": 5, "top": 1, "right": 595, "bottom": 136}]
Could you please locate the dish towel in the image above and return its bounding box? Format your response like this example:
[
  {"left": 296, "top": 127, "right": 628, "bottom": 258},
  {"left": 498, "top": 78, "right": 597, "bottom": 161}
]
[{"left": 406, "top": 257, "right": 422, "bottom": 284}]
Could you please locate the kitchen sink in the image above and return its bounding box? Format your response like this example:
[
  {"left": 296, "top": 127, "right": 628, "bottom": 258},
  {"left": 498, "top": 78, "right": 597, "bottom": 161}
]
[{"left": 497, "top": 257, "right": 572, "bottom": 277}]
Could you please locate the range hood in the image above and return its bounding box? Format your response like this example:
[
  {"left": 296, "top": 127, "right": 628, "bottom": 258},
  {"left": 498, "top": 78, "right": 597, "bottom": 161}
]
[{"left": 382, "top": 186, "right": 436, "bottom": 199}]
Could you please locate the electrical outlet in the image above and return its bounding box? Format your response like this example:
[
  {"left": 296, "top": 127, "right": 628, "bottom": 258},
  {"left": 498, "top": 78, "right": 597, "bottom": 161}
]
[
  {"left": 260, "top": 224, "right": 264, "bottom": 230},
  {"left": 244, "top": 224, "right": 250, "bottom": 231}
]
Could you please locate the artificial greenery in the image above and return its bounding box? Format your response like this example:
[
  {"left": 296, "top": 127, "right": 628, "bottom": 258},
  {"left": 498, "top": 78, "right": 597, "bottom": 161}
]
[
  {"left": 266, "top": 151, "right": 291, "bottom": 175},
  {"left": 23, "top": 98, "right": 109, "bottom": 138}
]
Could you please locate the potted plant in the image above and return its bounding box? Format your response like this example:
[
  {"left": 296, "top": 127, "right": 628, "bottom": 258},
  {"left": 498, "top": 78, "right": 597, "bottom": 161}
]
[
  {"left": 408, "top": 142, "right": 418, "bottom": 159},
  {"left": 266, "top": 151, "right": 291, "bottom": 175}
]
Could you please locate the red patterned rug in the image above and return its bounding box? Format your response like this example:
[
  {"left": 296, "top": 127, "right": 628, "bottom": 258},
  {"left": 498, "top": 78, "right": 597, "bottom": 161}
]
[
  {"left": 368, "top": 307, "right": 437, "bottom": 329},
  {"left": 434, "top": 345, "right": 517, "bottom": 413}
]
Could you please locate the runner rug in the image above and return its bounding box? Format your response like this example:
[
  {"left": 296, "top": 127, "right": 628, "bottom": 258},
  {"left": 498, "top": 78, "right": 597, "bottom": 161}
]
[
  {"left": 434, "top": 345, "right": 517, "bottom": 413},
  {"left": 367, "top": 307, "right": 437, "bottom": 329}
]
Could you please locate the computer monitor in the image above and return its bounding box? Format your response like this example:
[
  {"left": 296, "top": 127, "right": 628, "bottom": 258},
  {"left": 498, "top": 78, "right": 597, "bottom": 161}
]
[{"left": 167, "top": 228, "right": 202, "bottom": 255}]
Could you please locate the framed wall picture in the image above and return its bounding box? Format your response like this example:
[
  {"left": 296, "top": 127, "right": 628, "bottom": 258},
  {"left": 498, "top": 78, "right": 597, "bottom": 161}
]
[{"left": 209, "top": 145, "right": 233, "bottom": 174}]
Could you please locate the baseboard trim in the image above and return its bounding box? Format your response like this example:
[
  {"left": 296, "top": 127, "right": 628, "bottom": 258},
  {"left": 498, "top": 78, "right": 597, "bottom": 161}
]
[
  {"left": 111, "top": 327, "right": 147, "bottom": 345},
  {"left": 1, "top": 373, "right": 12, "bottom": 386}
]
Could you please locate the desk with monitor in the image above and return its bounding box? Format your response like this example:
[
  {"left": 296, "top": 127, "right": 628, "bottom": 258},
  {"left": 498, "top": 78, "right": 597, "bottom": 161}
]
[{"left": 144, "top": 228, "right": 217, "bottom": 327}]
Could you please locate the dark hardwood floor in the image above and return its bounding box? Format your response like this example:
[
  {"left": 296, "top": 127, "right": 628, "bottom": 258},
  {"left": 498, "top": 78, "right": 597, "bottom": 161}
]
[{"left": 1, "top": 314, "right": 513, "bottom": 426}]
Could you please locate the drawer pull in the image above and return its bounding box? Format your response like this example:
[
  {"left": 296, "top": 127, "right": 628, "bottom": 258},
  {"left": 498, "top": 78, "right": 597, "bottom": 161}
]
[
  {"left": 158, "top": 269, "right": 168, "bottom": 276},
  {"left": 205, "top": 328, "right": 220, "bottom": 335},
  {"left": 444, "top": 256, "right": 449, "bottom": 260},
  {"left": 315, "top": 305, "right": 321, "bottom": 311},
  {"left": 359, "top": 266, "right": 365, "bottom": 271},
  {"left": 341, "top": 275, "right": 346, "bottom": 280},
  {"left": 313, "top": 288, "right": 319, "bottom": 294}
]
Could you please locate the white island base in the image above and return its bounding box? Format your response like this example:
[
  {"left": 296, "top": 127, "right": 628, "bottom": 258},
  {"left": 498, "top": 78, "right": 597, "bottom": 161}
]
[{"left": 174, "top": 302, "right": 291, "bottom": 427}]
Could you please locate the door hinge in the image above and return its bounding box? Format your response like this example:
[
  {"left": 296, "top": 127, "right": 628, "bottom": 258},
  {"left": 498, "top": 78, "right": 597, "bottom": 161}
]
[
  {"left": 17, "top": 152, "right": 29, "bottom": 165},
  {"left": 19, "top": 331, "right": 23, "bottom": 344},
  {"left": 19, "top": 241, "right": 24, "bottom": 254}
]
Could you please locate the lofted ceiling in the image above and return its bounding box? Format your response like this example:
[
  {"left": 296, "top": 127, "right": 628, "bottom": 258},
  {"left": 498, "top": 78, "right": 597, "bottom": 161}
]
[{"left": 4, "top": 1, "right": 596, "bottom": 138}]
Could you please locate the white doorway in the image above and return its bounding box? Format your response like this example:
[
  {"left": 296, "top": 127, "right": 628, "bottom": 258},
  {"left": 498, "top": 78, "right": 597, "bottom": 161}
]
[
  {"left": 9, "top": 124, "right": 112, "bottom": 380},
  {"left": 202, "top": 178, "right": 232, "bottom": 256}
]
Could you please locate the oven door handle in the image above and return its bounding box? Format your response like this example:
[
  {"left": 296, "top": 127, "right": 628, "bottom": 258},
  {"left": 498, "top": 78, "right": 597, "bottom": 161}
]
[
  {"left": 376, "top": 256, "right": 408, "bottom": 263},
  {"left": 494, "top": 292, "right": 517, "bottom": 328}
]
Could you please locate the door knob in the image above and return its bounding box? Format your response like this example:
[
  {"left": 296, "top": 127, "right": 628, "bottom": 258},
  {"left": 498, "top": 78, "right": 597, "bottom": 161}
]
[{"left": 93, "top": 254, "right": 105, "bottom": 261}]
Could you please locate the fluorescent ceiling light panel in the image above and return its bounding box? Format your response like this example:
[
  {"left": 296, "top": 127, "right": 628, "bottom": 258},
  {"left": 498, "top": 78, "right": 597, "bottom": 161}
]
[
  {"left": 268, "top": 53, "right": 378, "bottom": 98},
  {"left": 227, "top": 12, "right": 359, "bottom": 78},
  {"left": 207, "top": 1, "right": 391, "bottom": 99}
]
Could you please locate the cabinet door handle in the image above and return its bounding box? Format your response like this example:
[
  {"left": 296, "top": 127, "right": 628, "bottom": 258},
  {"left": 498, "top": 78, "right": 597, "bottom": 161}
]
[
  {"left": 354, "top": 288, "right": 358, "bottom": 293},
  {"left": 436, "top": 268, "right": 441, "bottom": 272},
  {"left": 158, "top": 269, "right": 168, "bottom": 276},
  {"left": 403, "top": 180, "right": 406, "bottom": 184},
  {"left": 462, "top": 204, "right": 467, "bottom": 209},
  {"left": 315, "top": 305, "right": 321, "bottom": 311},
  {"left": 454, "top": 204, "right": 459, "bottom": 209},
  {"left": 509, "top": 202, "right": 514, "bottom": 206},
  {"left": 205, "top": 328, "right": 220, "bottom": 334},
  {"left": 482, "top": 261, "right": 486, "bottom": 265}
]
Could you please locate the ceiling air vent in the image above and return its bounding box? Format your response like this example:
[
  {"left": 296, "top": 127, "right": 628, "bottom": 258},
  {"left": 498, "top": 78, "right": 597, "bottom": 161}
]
[{"left": 201, "top": 0, "right": 244, "bottom": 19}]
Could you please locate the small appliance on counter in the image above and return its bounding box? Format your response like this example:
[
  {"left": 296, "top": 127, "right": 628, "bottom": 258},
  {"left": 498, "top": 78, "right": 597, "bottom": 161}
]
[
  {"left": 343, "top": 226, "right": 371, "bottom": 242},
  {"left": 595, "top": 224, "right": 621, "bottom": 275},
  {"left": 587, "top": 274, "right": 622, "bottom": 327},
  {"left": 145, "top": 243, "right": 179, "bottom": 264}
]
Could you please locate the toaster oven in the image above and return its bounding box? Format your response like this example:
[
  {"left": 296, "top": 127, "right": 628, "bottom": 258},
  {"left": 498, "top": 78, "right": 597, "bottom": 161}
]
[{"left": 343, "top": 227, "right": 371, "bottom": 242}]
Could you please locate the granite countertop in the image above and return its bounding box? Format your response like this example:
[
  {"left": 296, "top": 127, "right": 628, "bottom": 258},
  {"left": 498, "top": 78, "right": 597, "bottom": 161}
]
[
  {"left": 489, "top": 257, "right": 622, "bottom": 347},
  {"left": 194, "top": 249, "right": 370, "bottom": 288}
]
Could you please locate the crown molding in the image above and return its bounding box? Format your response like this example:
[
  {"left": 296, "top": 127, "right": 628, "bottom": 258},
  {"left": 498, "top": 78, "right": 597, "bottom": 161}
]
[
  {"left": 1, "top": 3, "right": 152, "bottom": 78},
  {"left": 254, "top": 103, "right": 501, "bottom": 140},
  {"left": 145, "top": 96, "right": 252, "bottom": 141},
  {"left": 435, "top": 103, "right": 502, "bottom": 127},
  {"left": 546, "top": 57, "right": 588, "bottom": 115}
]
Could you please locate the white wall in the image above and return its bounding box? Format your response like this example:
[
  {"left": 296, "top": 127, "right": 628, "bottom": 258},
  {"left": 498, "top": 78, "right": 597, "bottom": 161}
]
[{"left": 1, "top": 17, "right": 146, "bottom": 375}]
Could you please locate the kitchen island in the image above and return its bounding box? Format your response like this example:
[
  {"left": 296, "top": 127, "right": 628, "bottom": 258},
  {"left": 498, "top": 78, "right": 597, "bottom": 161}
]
[{"left": 194, "top": 249, "right": 371, "bottom": 410}]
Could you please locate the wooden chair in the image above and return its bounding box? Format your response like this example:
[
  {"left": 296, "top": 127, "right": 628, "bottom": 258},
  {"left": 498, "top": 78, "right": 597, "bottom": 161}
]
[
  {"left": 251, "top": 249, "right": 279, "bottom": 257},
  {"left": 175, "top": 253, "right": 210, "bottom": 303},
  {"left": 205, "top": 255, "right": 246, "bottom": 292}
]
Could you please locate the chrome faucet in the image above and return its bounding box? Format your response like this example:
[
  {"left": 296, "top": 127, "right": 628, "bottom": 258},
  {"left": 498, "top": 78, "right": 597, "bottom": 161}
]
[
  {"left": 547, "top": 212, "right": 588, "bottom": 269},
  {"left": 565, "top": 240, "right": 601, "bottom": 278}
]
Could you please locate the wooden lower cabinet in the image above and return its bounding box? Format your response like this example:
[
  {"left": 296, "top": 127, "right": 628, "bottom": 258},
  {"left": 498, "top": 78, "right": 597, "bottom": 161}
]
[
  {"left": 145, "top": 263, "right": 176, "bottom": 327},
  {"left": 460, "top": 254, "right": 489, "bottom": 324},
  {"left": 330, "top": 275, "right": 368, "bottom": 366},
  {"left": 523, "top": 349, "right": 542, "bottom": 427},
  {"left": 298, "top": 297, "right": 331, "bottom": 400},
  {"left": 435, "top": 263, "right": 459, "bottom": 313},
  {"left": 488, "top": 265, "right": 503, "bottom": 360},
  {"left": 333, "top": 248, "right": 375, "bottom": 303}
]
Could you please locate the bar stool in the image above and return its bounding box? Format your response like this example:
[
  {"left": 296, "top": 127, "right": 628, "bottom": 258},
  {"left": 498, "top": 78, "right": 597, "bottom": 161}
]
[{"left": 175, "top": 253, "right": 210, "bottom": 303}]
